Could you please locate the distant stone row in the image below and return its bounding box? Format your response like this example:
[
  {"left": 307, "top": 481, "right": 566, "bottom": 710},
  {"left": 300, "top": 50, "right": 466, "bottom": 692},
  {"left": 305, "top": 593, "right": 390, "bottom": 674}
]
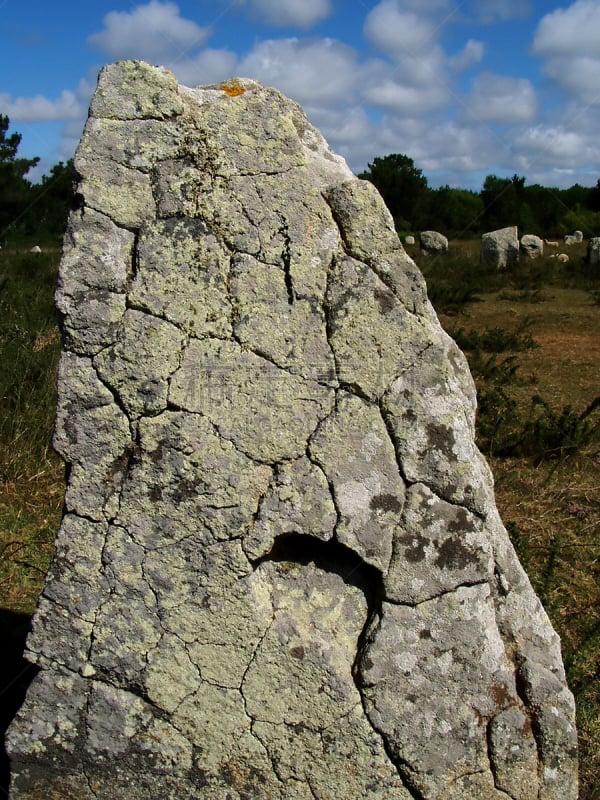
[{"left": 404, "top": 227, "right": 600, "bottom": 268}]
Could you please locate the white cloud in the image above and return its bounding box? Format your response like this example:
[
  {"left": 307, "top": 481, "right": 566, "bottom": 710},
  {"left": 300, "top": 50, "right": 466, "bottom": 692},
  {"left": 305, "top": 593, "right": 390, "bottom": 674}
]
[
  {"left": 246, "top": 0, "right": 332, "bottom": 29},
  {"left": 362, "top": 1, "right": 464, "bottom": 118},
  {"left": 303, "top": 105, "right": 377, "bottom": 170},
  {"left": 57, "top": 120, "right": 87, "bottom": 162},
  {"left": 376, "top": 117, "right": 503, "bottom": 186},
  {"left": 533, "top": 0, "right": 600, "bottom": 57},
  {"left": 544, "top": 57, "right": 600, "bottom": 104},
  {"left": 533, "top": 0, "right": 600, "bottom": 104},
  {"left": 88, "top": 1, "right": 210, "bottom": 61},
  {"left": 363, "top": 78, "right": 448, "bottom": 115},
  {"left": 474, "top": 0, "right": 532, "bottom": 23},
  {"left": 449, "top": 39, "right": 484, "bottom": 71},
  {"left": 375, "top": 0, "right": 452, "bottom": 9},
  {"left": 461, "top": 72, "right": 538, "bottom": 123},
  {"left": 0, "top": 90, "right": 85, "bottom": 122},
  {"left": 168, "top": 49, "right": 238, "bottom": 87},
  {"left": 238, "top": 38, "right": 364, "bottom": 106},
  {"left": 513, "top": 126, "right": 590, "bottom": 164},
  {"left": 364, "top": 2, "right": 438, "bottom": 56}
]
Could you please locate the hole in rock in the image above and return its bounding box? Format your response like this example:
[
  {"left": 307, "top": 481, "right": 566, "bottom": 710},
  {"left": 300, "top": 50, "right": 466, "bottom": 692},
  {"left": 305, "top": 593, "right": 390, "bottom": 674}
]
[{"left": 254, "top": 533, "right": 382, "bottom": 609}]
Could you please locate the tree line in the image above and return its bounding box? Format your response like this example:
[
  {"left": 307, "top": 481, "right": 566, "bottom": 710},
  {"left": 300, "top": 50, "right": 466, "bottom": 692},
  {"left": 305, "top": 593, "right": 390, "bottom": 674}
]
[
  {"left": 0, "top": 115, "right": 75, "bottom": 242},
  {"left": 359, "top": 153, "right": 600, "bottom": 239},
  {"left": 2, "top": 115, "right": 600, "bottom": 242}
]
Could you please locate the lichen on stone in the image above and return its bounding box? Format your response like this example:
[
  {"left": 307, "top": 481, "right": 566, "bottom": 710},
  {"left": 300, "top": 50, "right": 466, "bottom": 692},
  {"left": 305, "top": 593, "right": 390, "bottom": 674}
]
[{"left": 6, "top": 61, "right": 578, "bottom": 800}]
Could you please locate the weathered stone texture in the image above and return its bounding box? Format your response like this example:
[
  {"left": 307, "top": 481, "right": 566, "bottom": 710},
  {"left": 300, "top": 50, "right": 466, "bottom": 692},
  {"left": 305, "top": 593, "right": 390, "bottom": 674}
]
[
  {"left": 419, "top": 229, "right": 448, "bottom": 255},
  {"left": 7, "top": 61, "right": 578, "bottom": 799},
  {"left": 588, "top": 236, "right": 600, "bottom": 265},
  {"left": 481, "top": 226, "right": 520, "bottom": 268},
  {"left": 520, "top": 233, "right": 544, "bottom": 260}
]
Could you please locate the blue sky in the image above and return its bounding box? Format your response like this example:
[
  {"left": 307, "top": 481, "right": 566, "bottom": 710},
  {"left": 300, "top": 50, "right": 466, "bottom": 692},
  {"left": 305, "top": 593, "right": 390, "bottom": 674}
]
[{"left": 1, "top": 0, "right": 600, "bottom": 190}]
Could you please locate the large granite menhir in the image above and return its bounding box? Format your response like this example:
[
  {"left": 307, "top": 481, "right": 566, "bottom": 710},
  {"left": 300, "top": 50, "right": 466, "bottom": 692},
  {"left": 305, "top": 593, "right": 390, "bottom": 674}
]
[{"left": 7, "top": 62, "right": 577, "bottom": 799}]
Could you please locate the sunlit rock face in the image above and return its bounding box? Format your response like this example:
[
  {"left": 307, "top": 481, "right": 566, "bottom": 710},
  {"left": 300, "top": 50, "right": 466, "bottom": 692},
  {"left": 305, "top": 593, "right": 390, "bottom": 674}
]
[{"left": 7, "top": 61, "right": 578, "bottom": 800}]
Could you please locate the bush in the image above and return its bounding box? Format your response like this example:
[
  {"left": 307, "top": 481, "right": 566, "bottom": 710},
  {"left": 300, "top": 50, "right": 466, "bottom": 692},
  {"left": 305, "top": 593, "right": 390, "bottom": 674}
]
[{"left": 0, "top": 249, "right": 60, "bottom": 479}]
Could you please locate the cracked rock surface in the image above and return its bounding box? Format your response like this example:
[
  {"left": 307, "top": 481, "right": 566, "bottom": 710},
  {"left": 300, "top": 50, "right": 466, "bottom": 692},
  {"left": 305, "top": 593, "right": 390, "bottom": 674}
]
[{"left": 7, "top": 61, "right": 577, "bottom": 799}]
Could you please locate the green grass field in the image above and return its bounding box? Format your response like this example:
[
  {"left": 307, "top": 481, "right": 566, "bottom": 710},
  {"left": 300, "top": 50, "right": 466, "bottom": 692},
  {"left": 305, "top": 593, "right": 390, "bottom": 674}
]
[{"left": 1, "top": 238, "right": 599, "bottom": 796}]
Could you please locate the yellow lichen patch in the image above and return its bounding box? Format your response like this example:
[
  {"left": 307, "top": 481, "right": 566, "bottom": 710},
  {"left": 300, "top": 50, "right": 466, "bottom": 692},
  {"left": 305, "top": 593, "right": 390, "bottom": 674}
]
[{"left": 220, "top": 79, "right": 246, "bottom": 97}]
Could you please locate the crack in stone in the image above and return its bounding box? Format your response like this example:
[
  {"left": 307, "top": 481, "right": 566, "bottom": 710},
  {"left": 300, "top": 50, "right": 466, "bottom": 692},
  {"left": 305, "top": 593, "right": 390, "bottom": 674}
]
[
  {"left": 12, "top": 67, "right": 576, "bottom": 800},
  {"left": 514, "top": 662, "right": 546, "bottom": 787},
  {"left": 376, "top": 399, "right": 410, "bottom": 488},
  {"left": 322, "top": 188, "right": 421, "bottom": 318},
  {"left": 485, "top": 716, "right": 521, "bottom": 800},
  {"left": 125, "top": 228, "right": 140, "bottom": 296},
  {"left": 248, "top": 531, "right": 418, "bottom": 792},
  {"left": 384, "top": 577, "right": 491, "bottom": 608},
  {"left": 239, "top": 614, "right": 275, "bottom": 719},
  {"left": 82, "top": 201, "right": 142, "bottom": 234},
  {"left": 278, "top": 217, "right": 294, "bottom": 305},
  {"left": 487, "top": 571, "right": 546, "bottom": 787}
]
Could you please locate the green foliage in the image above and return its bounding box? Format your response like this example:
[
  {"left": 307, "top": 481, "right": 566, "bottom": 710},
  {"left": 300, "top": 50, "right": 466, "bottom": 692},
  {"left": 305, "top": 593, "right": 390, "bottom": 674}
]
[
  {"left": 358, "top": 151, "right": 600, "bottom": 238},
  {"left": 0, "top": 116, "right": 39, "bottom": 239},
  {"left": 417, "top": 244, "right": 500, "bottom": 314},
  {"left": 468, "top": 352, "right": 522, "bottom": 384},
  {"left": 475, "top": 383, "right": 600, "bottom": 462},
  {"left": 358, "top": 153, "right": 428, "bottom": 231},
  {"left": 425, "top": 282, "right": 480, "bottom": 314},
  {"left": 505, "top": 521, "right": 530, "bottom": 570},
  {"left": 481, "top": 174, "right": 532, "bottom": 232},
  {"left": 561, "top": 205, "right": 600, "bottom": 238},
  {"left": 511, "top": 395, "right": 600, "bottom": 462},
  {"left": 450, "top": 322, "right": 537, "bottom": 353},
  {"left": 24, "top": 159, "right": 75, "bottom": 236},
  {"left": 0, "top": 117, "right": 74, "bottom": 241},
  {"left": 0, "top": 250, "right": 60, "bottom": 479},
  {"left": 417, "top": 185, "right": 484, "bottom": 238},
  {"left": 421, "top": 250, "right": 600, "bottom": 465},
  {"left": 475, "top": 382, "right": 522, "bottom": 457}
]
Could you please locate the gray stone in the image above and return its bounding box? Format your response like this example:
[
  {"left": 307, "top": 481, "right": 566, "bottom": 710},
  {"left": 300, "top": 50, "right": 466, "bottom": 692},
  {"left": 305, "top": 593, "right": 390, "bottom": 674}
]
[
  {"left": 573, "top": 230, "right": 584, "bottom": 242},
  {"left": 588, "top": 236, "right": 600, "bottom": 265},
  {"left": 403, "top": 234, "right": 415, "bottom": 245},
  {"left": 564, "top": 234, "right": 578, "bottom": 246},
  {"left": 7, "top": 61, "right": 578, "bottom": 800},
  {"left": 420, "top": 229, "right": 448, "bottom": 255},
  {"left": 520, "top": 233, "right": 544, "bottom": 260},
  {"left": 481, "top": 226, "right": 520, "bottom": 268}
]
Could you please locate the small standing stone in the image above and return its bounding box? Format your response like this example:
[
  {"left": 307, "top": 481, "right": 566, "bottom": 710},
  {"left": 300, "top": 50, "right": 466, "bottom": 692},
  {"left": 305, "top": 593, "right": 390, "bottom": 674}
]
[
  {"left": 420, "top": 229, "right": 448, "bottom": 255},
  {"left": 520, "top": 234, "right": 544, "bottom": 260},
  {"left": 588, "top": 237, "right": 600, "bottom": 265},
  {"left": 481, "top": 226, "right": 519, "bottom": 268}
]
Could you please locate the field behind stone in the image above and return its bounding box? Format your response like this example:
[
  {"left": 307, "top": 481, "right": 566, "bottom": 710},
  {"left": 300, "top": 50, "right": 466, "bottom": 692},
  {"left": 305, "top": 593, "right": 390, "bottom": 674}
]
[{"left": 1, "top": 238, "right": 599, "bottom": 797}]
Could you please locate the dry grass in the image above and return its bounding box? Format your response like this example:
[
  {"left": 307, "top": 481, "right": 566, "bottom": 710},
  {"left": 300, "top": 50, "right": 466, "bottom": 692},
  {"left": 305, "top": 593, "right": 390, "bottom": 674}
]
[
  {"left": 0, "top": 461, "right": 63, "bottom": 614},
  {"left": 493, "top": 457, "right": 600, "bottom": 799}
]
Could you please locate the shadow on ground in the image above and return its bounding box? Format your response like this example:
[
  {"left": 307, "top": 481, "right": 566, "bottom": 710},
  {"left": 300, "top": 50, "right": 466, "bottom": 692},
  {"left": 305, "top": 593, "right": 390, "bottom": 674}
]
[{"left": 0, "top": 611, "right": 37, "bottom": 798}]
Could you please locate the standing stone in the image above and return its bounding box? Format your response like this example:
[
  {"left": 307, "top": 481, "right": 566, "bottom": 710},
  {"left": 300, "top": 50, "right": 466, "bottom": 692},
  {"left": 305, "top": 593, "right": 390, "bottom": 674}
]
[
  {"left": 573, "top": 230, "right": 583, "bottom": 242},
  {"left": 564, "top": 234, "right": 577, "bottom": 246},
  {"left": 520, "top": 233, "right": 544, "bottom": 260},
  {"left": 588, "top": 237, "right": 600, "bottom": 265},
  {"left": 481, "top": 226, "right": 519, "bottom": 268},
  {"left": 420, "top": 229, "right": 448, "bottom": 255},
  {"left": 7, "top": 61, "right": 578, "bottom": 800}
]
